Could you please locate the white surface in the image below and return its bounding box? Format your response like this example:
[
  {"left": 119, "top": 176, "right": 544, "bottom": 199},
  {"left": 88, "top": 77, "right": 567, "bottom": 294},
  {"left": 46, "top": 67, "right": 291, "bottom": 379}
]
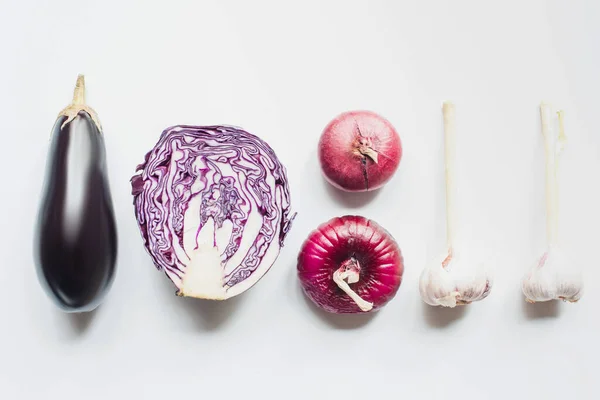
[{"left": 1, "top": 0, "right": 598, "bottom": 398}]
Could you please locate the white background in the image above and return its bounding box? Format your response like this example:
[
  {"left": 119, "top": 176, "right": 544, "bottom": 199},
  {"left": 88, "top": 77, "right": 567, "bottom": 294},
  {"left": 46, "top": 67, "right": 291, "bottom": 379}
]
[{"left": 1, "top": 0, "right": 598, "bottom": 398}]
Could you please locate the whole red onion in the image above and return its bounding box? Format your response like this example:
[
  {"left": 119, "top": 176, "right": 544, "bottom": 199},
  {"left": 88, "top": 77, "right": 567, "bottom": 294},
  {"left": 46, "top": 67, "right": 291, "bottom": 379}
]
[
  {"left": 297, "top": 215, "right": 404, "bottom": 314},
  {"left": 318, "top": 110, "right": 402, "bottom": 192}
]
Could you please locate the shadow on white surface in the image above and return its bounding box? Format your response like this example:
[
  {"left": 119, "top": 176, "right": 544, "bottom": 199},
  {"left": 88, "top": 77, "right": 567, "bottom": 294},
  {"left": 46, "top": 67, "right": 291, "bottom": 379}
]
[
  {"left": 65, "top": 307, "right": 97, "bottom": 335},
  {"left": 301, "top": 292, "right": 376, "bottom": 329},
  {"left": 177, "top": 294, "right": 246, "bottom": 330},
  {"left": 322, "top": 177, "right": 382, "bottom": 209},
  {"left": 422, "top": 301, "right": 466, "bottom": 328},
  {"left": 521, "top": 299, "right": 560, "bottom": 319},
  {"left": 153, "top": 268, "right": 245, "bottom": 330}
]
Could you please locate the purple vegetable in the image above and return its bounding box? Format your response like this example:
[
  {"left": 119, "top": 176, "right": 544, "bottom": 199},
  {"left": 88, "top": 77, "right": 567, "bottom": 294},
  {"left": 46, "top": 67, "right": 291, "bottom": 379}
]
[
  {"left": 131, "top": 125, "right": 296, "bottom": 300},
  {"left": 318, "top": 111, "right": 402, "bottom": 192},
  {"left": 297, "top": 215, "right": 404, "bottom": 313},
  {"left": 34, "top": 75, "right": 118, "bottom": 312}
]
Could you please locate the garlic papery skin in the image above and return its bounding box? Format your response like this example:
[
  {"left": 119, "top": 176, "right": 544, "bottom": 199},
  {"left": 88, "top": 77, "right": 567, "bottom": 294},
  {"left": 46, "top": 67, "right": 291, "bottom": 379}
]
[
  {"left": 521, "top": 104, "right": 582, "bottom": 303},
  {"left": 419, "top": 249, "right": 492, "bottom": 307},
  {"left": 419, "top": 102, "right": 493, "bottom": 307},
  {"left": 522, "top": 247, "right": 583, "bottom": 303}
]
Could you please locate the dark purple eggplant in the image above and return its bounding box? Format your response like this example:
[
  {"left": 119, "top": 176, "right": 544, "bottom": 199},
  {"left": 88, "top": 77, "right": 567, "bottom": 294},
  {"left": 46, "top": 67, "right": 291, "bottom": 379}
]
[{"left": 34, "top": 75, "right": 117, "bottom": 313}]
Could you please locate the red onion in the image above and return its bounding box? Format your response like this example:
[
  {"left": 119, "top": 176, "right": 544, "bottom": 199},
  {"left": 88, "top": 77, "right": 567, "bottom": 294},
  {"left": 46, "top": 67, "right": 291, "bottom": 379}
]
[
  {"left": 318, "top": 110, "right": 402, "bottom": 192},
  {"left": 297, "top": 215, "right": 404, "bottom": 313}
]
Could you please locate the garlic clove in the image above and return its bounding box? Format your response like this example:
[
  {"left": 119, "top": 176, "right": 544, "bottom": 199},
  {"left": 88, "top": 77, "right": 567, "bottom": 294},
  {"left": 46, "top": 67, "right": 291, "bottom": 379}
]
[
  {"left": 419, "top": 250, "right": 492, "bottom": 308},
  {"left": 522, "top": 247, "right": 583, "bottom": 303},
  {"left": 419, "top": 260, "right": 461, "bottom": 308}
]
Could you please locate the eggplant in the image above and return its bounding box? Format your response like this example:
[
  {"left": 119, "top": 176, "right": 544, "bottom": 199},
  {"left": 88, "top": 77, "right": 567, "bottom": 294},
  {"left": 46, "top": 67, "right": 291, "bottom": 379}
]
[{"left": 34, "top": 75, "right": 117, "bottom": 313}]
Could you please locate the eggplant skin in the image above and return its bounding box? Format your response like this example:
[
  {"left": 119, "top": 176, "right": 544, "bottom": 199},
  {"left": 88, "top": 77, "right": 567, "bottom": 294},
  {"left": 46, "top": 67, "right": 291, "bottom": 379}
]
[{"left": 34, "top": 111, "right": 117, "bottom": 312}]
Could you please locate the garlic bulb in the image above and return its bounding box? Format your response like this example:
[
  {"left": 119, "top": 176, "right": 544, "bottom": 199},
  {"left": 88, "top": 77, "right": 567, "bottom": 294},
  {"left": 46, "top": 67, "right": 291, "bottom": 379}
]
[
  {"left": 522, "top": 248, "right": 582, "bottom": 303},
  {"left": 419, "top": 102, "right": 493, "bottom": 307},
  {"left": 521, "top": 104, "right": 583, "bottom": 303},
  {"left": 420, "top": 249, "right": 492, "bottom": 307}
]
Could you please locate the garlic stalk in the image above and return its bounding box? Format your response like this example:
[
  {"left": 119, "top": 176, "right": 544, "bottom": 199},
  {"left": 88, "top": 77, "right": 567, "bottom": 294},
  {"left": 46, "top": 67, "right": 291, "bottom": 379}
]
[
  {"left": 521, "top": 103, "right": 583, "bottom": 303},
  {"left": 418, "top": 102, "right": 493, "bottom": 307}
]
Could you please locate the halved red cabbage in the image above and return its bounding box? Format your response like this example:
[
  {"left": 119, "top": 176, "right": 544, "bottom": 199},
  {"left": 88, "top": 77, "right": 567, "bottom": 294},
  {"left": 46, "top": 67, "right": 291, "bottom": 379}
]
[{"left": 131, "top": 125, "right": 296, "bottom": 300}]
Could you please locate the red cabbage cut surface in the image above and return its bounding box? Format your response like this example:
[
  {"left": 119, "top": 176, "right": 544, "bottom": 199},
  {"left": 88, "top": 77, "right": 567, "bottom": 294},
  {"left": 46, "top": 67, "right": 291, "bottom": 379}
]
[{"left": 131, "top": 125, "right": 296, "bottom": 300}]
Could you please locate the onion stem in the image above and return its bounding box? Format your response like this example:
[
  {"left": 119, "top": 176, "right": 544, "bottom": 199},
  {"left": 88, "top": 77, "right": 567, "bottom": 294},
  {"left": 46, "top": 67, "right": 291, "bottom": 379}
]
[
  {"left": 442, "top": 102, "right": 457, "bottom": 251},
  {"left": 359, "top": 147, "right": 379, "bottom": 163},
  {"left": 333, "top": 259, "right": 373, "bottom": 312}
]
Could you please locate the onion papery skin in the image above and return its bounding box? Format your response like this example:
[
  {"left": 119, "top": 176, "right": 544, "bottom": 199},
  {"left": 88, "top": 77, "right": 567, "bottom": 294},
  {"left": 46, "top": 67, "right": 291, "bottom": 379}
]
[
  {"left": 131, "top": 125, "right": 295, "bottom": 300},
  {"left": 318, "top": 110, "right": 402, "bottom": 192},
  {"left": 297, "top": 215, "right": 404, "bottom": 313}
]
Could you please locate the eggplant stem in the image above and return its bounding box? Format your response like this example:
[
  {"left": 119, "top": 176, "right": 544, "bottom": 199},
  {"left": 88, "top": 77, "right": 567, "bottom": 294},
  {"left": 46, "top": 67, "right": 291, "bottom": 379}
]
[
  {"left": 540, "top": 103, "right": 565, "bottom": 248},
  {"left": 73, "top": 74, "right": 86, "bottom": 105},
  {"left": 57, "top": 74, "right": 103, "bottom": 133},
  {"left": 442, "top": 102, "right": 457, "bottom": 249},
  {"left": 333, "top": 259, "right": 373, "bottom": 312}
]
